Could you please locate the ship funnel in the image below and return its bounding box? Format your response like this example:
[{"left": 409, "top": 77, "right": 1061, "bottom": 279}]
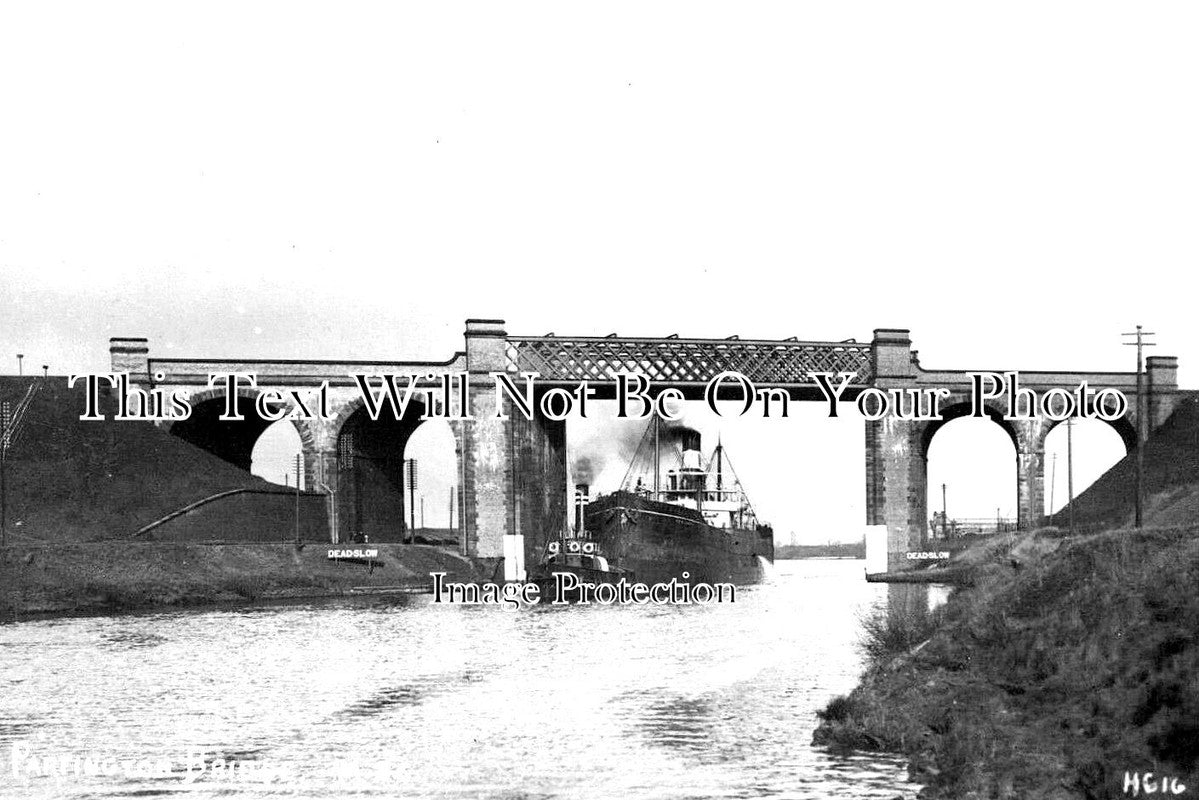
[
  {"left": 675, "top": 428, "right": 701, "bottom": 453},
  {"left": 681, "top": 431, "right": 702, "bottom": 471}
]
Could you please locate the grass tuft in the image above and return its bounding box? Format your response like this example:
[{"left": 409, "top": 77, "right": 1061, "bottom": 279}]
[{"left": 855, "top": 605, "right": 942, "bottom": 666}]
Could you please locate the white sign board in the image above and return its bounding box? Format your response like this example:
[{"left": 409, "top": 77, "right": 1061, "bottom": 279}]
[
  {"left": 328, "top": 548, "right": 379, "bottom": 559},
  {"left": 503, "top": 534, "right": 526, "bottom": 582},
  {"left": 865, "top": 525, "right": 888, "bottom": 575}
]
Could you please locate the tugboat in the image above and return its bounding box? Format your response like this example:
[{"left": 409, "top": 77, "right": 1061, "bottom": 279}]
[
  {"left": 530, "top": 491, "right": 633, "bottom": 603},
  {"left": 584, "top": 419, "right": 774, "bottom": 585}
]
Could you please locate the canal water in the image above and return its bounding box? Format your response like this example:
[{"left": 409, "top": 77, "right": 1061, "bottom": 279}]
[{"left": 0, "top": 559, "right": 925, "bottom": 799}]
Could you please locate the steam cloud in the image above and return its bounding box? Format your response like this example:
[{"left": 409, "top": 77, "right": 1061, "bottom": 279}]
[
  {"left": 570, "top": 417, "right": 650, "bottom": 488},
  {"left": 570, "top": 418, "right": 704, "bottom": 488},
  {"left": 573, "top": 455, "right": 596, "bottom": 485}
]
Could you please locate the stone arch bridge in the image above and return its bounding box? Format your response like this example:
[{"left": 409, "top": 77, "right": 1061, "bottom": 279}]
[{"left": 109, "top": 319, "right": 1182, "bottom": 572}]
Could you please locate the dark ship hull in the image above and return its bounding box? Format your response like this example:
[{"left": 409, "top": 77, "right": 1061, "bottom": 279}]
[
  {"left": 585, "top": 490, "right": 774, "bottom": 586},
  {"left": 531, "top": 565, "right": 631, "bottom": 603}
]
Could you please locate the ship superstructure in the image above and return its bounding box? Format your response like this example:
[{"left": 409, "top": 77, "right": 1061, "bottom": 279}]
[{"left": 584, "top": 419, "right": 774, "bottom": 585}]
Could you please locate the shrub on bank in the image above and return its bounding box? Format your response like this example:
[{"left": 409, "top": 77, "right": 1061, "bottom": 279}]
[
  {"left": 814, "top": 526, "right": 1199, "bottom": 799},
  {"left": 816, "top": 694, "right": 858, "bottom": 723},
  {"left": 856, "top": 604, "right": 943, "bottom": 667}
]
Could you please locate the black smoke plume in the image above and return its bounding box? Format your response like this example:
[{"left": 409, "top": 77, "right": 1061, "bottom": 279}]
[{"left": 570, "top": 418, "right": 653, "bottom": 488}]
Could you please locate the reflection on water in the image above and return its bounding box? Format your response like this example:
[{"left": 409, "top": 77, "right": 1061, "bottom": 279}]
[
  {"left": 99, "top": 630, "right": 170, "bottom": 649},
  {"left": 884, "top": 583, "right": 953, "bottom": 625},
  {"left": 630, "top": 692, "right": 714, "bottom": 754},
  {"left": 337, "top": 670, "right": 486, "bottom": 719},
  {"left": 0, "top": 560, "right": 923, "bottom": 799}
]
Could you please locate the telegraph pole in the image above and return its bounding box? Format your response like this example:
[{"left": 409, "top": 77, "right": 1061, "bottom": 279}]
[
  {"left": 1123, "top": 326, "right": 1156, "bottom": 529},
  {"left": 294, "top": 453, "right": 302, "bottom": 545},
  {"left": 941, "top": 483, "right": 947, "bottom": 538},
  {"left": 405, "top": 459, "right": 418, "bottom": 543},
  {"left": 1049, "top": 452, "right": 1057, "bottom": 519},
  {"left": 1, "top": 401, "right": 9, "bottom": 549}
]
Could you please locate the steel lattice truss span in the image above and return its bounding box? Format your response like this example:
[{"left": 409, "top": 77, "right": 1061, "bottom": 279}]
[{"left": 505, "top": 336, "right": 873, "bottom": 386}]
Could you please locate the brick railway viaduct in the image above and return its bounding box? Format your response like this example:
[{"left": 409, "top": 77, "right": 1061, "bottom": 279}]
[{"left": 109, "top": 319, "right": 1183, "bottom": 572}]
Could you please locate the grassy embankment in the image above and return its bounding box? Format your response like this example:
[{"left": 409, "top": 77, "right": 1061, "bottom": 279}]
[
  {"left": 0, "top": 541, "right": 481, "bottom": 619},
  {"left": 0, "top": 376, "right": 275, "bottom": 542},
  {"left": 0, "top": 376, "right": 482, "bottom": 618},
  {"left": 814, "top": 397, "right": 1199, "bottom": 799}
]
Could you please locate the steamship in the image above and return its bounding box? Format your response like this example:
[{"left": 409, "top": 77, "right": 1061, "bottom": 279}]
[{"left": 580, "top": 421, "right": 774, "bottom": 585}]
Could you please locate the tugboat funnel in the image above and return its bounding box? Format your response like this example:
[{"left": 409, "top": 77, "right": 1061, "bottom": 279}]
[{"left": 574, "top": 484, "right": 590, "bottom": 534}]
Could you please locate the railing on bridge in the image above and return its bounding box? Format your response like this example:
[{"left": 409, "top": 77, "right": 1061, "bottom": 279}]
[
  {"left": 504, "top": 336, "right": 873, "bottom": 385},
  {"left": 929, "top": 516, "right": 1019, "bottom": 539}
]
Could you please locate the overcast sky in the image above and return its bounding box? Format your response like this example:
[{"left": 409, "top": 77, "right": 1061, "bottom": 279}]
[{"left": 2, "top": 2, "right": 1195, "bottom": 541}]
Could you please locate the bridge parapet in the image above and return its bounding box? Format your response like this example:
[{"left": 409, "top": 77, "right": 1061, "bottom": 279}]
[
  {"left": 503, "top": 335, "right": 873, "bottom": 386},
  {"left": 142, "top": 355, "right": 467, "bottom": 387},
  {"left": 913, "top": 368, "right": 1141, "bottom": 391}
]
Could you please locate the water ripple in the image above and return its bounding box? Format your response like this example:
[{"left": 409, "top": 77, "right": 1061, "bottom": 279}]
[{"left": 0, "top": 560, "right": 921, "bottom": 800}]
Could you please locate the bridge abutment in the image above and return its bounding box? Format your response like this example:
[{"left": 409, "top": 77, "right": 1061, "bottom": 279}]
[
  {"left": 1015, "top": 420, "right": 1047, "bottom": 533},
  {"left": 1147, "top": 356, "right": 1179, "bottom": 432},
  {"left": 865, "top": 329, "right": 930, "bottom": 572},
  {"left": 458, "top": 388, "right": 512, "bottom": 560},
  {"left": 865, "top": 417, "right": 929, "bottom": 572},
  {"left": 109, "top": 337, "right": 150, "bottom": 379},
  {"left": 460, "top": 319, "right": 569, "bottom": 566}
]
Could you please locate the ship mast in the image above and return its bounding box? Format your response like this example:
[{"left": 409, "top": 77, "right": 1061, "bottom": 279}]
[
  {"left": 715, "top": 436, "right": 724, "bottom": 496},
  {"left": 652, "top": 414, "right": 661, "bottom": 501}
]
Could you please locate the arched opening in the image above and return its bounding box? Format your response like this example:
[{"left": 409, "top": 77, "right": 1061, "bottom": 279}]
[
  {"left": 1042, "top": 419, "right": 1129, "bottom": 516},
  {"left": 401, "top": 419, "right": 459, "bottom": 544},
  {"left": 170, "top": 394, "right": 277, "bottom": 472},
  {"left": 335, "top": 400, "right": 452, "bottom": 544},
  {"left": 161, "top": 393, "right": 329, "bottom": 544},
  {"left": 566, "top": 398, "right": 863, "bottom": 547},
  {"left": 251, "top": 420, "right": 306, "bottom": 489},
  {"left": 924, "top": 412, "right": 1018, "bottom": 538}
]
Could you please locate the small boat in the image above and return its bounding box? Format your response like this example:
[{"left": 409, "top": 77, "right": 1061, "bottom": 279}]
[{"left": 529, "top": 533, "right": 633, "bottom": 603}]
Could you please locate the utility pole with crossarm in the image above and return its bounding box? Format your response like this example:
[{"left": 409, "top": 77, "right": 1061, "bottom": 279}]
[{"left": 1123, "top": 325, "right": 1156, "bottom": 529}]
